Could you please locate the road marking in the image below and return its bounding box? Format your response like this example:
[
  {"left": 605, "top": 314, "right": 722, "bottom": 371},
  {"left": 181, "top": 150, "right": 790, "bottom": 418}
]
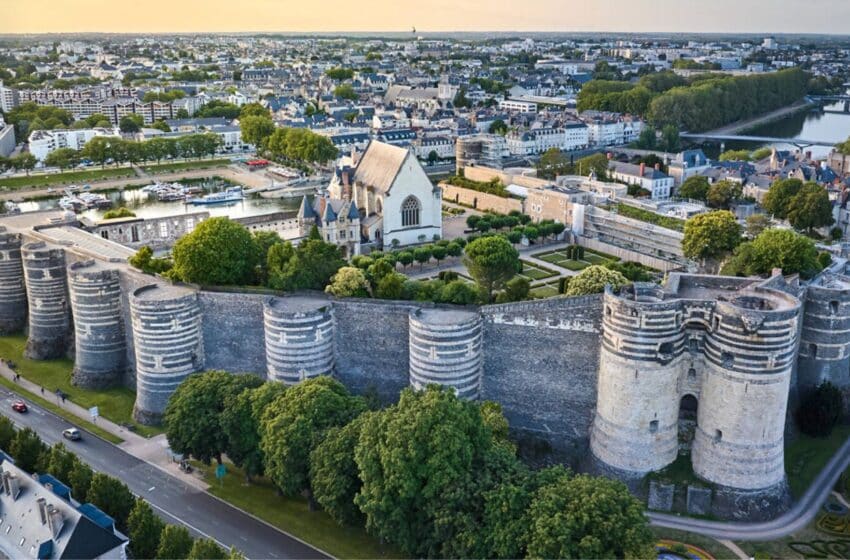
[
  {"left": 146, "top": 501, "right": 243, "bottom": 558},
  {"left": 148, "top": 486, "right": 156, "bottom": 492}
]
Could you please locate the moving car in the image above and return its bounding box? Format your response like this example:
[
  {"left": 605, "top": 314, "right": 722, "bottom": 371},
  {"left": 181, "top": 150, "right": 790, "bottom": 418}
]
[
  {"left": 62, "top": 428, "right": 81, "bottom": 441},
  {"left": 11, "top": 400, "right": 27, "bottom": 413}
]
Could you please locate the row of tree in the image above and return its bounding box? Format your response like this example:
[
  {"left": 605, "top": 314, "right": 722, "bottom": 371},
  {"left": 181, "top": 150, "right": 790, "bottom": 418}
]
[
  {"left": 240, "top": 115, "right": 339, "bottom": 164},
  {"left": 77, "top": 133, "right": 223, "bottom": 168},
  {"left": 0, "top": 418, "right": 238, "bottom": 559},
  {"left": 164, "top": 373, "right": 655, "bottom": 558}
]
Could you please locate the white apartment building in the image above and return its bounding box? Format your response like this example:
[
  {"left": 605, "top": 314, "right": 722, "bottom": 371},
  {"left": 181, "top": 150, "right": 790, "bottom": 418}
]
[
  {"left": 0, "top": 117, "right": 15, "bottom": 158},
  {"left": 506, "top": 128, "right": 564, "bottom": 156},
  {"left": 609, "top": 161, "right": 675, "bottom": 200},
  {"left": 28, "top": 127, "right": 118, "bottom": 162},
  {"left": 586, "top": 120, "right": 623, "bottom": 146},
  {"left": 414, "top": 136, "right": 454, "bottom": 160},
  {"left": 563, "top": 122, "right": 590, "bottom": 151},
  {"left": 499, "top": 99, "right": 538, "bottom": 114},
  {"left": 0, "top": 81, "right": 18, "bottom": 113}
]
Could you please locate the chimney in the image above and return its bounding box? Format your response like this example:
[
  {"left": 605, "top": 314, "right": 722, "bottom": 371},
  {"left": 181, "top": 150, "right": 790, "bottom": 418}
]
[
  {"left": 7, "top": 473, "right": 20, "bottom": 499},
  {"left": 639, "top": 162, "right": 646, "bottom": 177},
  {"left": 37, "top": 497, "right": 47, "bottom": 525},
  {"left": 46, "top": 505, "right": 64, "bottom": 538},
  {"left": 654, "top": 162, "right": 661, "bottom": 171},
  {"left": 1, "top": 471, "right": 9, "bottom": 495}
]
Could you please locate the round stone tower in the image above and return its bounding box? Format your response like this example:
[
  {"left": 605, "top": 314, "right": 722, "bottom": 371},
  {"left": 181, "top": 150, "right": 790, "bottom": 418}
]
[
  {"left": 590, "top": 284, "right": 687, "bottom": 475},
  {"left": 22, "top": 242, "right": 71, "bottom": 359},
  {"left": 408, "top": 307, "right": 483, "bottom": 400},
  {"left": 130, "top": 284, "right": 204, "bottom": 425},
  {"left": 0, "top": 227, "right": 27, "bottom": 334},
  {"left": 797, "top": 277, "right": 850, "bottom": 404},
  {"left": 263, "top": 296, "right": 335, "bottom": 384},
  {"left": 68, "top": 260, "right": 126, "bottom": 389},
  {"left": 692, "top": 291, "right": 800, "bottom": 491}
]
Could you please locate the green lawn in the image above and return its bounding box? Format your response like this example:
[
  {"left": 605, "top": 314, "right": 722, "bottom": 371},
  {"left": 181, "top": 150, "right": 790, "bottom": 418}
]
[
  {"left": 785, "top": 424, "right": 850, "bottom": 498},
  {"left": 530, "top": 282, "right": 561, "bottom": 299},
  {"left": 0, "top": 334, "right": 162, "bottom": 437},
  {"left": 0, "top": 168, "right": 134, "bottom": 189},
  {"left": 194, "top": 461, "right": 402, "bottom": 559},
  {"left": 616, "top": 203, "right": 685, "bottom": 232},
  {"left": 518, "top": 260, "right": 558, "bottom": 281},
  {"left": 142, "top": 159, "right": 231, "bottom": 174}
]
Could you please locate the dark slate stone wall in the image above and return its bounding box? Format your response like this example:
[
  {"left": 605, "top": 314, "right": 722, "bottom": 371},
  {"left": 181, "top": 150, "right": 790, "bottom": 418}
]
[
  {"left": 480, "top": 295, "right": 604, "bottom": 455},
  {"left": 198, "top": 291, "right": 268, "bottom": 377},
  {"left": 333, "top": 298, "right": 419, "bottom": 402}
]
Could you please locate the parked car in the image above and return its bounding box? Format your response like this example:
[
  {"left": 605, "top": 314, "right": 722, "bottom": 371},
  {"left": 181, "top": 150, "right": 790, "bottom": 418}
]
[
  {"left": 11, "top": 400, "right": 27, "bottom": 413},
  {"left": 62, "top": 428, "right": 81, "bottom": 441}
]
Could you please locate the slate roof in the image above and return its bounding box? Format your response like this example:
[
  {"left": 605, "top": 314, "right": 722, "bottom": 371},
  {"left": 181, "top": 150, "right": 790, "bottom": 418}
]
[{"left": 351, "top": 141, "right": 408, "bottom": 195}]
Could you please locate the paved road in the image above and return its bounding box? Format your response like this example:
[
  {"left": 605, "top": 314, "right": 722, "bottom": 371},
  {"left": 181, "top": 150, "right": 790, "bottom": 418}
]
[
  {"left": 0, "top": 388, "right": 328, "bottom": 560},
  {"left": 649, "top": 434, "right": 850, "bottom": 540}
]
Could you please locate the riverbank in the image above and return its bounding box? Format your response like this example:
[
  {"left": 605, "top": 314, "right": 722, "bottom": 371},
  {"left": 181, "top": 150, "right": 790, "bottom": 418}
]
[{"left": 703, "top": 98, "right": 814, "bottom": 136}]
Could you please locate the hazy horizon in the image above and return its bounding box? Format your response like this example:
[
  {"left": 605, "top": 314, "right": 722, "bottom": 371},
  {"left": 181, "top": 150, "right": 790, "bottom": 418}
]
[{"left": 4, "top": 0, "right": 850, "bottom": 35}]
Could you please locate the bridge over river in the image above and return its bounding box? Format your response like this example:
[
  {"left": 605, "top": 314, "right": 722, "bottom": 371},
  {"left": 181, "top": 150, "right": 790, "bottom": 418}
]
[{"left": 680, "top": 132, "right": 837, "bottom": 149}]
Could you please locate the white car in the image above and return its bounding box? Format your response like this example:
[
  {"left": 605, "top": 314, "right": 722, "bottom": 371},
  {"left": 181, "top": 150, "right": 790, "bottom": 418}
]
[{"left": 62, "top": 428, "right": 81, "bottom": 441}]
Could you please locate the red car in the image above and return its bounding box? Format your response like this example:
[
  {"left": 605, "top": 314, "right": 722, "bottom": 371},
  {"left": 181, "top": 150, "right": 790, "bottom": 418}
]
[{"left": 11, "top": 400, "right": 27, "bottom": 413}]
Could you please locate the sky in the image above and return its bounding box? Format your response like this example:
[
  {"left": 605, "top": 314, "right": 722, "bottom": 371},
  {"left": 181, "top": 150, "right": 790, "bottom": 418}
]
[{"left": 3, "top": 0, "right": 850, "bottom": 34}]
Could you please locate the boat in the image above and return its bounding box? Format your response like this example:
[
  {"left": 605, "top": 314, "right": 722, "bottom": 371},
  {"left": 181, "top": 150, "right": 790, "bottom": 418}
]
[
  {"left": 78, "top": 192, "right": 112, "bottom": 209},
  {"left": 58, "top": 196, "right": 85, "bottom": 212},
  {"left": 187, "top": 186, "right": 244, "bottom": 206}
]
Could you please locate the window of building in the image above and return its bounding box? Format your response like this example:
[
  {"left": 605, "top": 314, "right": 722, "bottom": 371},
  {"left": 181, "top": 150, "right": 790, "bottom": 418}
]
[
  {"left": 159, "top": 222, "right": 168, "bottom": 237},
  {"left": 401, "top": 196, "right": 421, "bottom": 227},
  {"left": 649, "top": 420, "right": 658, "bottom": 434}
]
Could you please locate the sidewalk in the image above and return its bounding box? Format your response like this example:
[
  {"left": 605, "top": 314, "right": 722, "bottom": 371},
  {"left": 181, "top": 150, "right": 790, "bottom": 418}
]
[{"left": 0, "top": 361, "right": 209, "bottom": 490}]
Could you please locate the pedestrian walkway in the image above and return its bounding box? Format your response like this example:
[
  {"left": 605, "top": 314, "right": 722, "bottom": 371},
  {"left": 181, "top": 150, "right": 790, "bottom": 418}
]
[{"left": 0, "top": 360, "right": 209, "bottom": 490}]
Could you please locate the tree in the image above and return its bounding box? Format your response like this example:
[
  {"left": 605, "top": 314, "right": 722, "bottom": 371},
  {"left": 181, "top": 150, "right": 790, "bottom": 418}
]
[
  {"left": 87, "top": 474, "right": 136, "bottom": 532},
  {"left": 488, "top": 119, "right": 508, "bottom": 135},
  {"left": 463, "top": 236, "right": 520, "bottom": 301},
  {"left": 413, "top": 246, "right": 432, "bottom": 268},
  {"left": 67, "top": 459, "right": 94, "bottom": 503},
  {"left": 678, "top": 176, "right": 710, "bottom": 201},
  {"left": 682, "top": 210, "right": 741, "bottom": 263},
  {"left": 722, "top": 228, "right": 822, "bottom": 279},
  {"left": 309, "top": 413, "right": 371, "bottom": 526},
  {"left": 119, "top": 114, "right": 144, "bottom": 133},
  {"left": 128, "top": 499, "right": 165, "bottom": 560},
  {"left": 188, "top": 538, "right": 227, "bottom": 560},
  {"left": 150, "top": 120, "right": 171, "bottom": 132},
  {"left": 266, "top": 127, "right": 338, "bottom": 164},
  {"left": 0, "top": 417, "right": 13, "bottom": 450},
  {"left": 787, "top": 182, "right": 834, "bottom": 233},
  {"left": 745, "top": 213, "right": 772, "bottom": 238},
  {"left": 354, "top": 386, "right": 503, "bottom": 557},
  {"left": 267, "top": 238, "right": 345, "bottom": 292},
  {"left": 375, "top": 272, "right": 405, "bottom": 300},
  {"left": 797, "top": 382, "right": 844, "bottom": 437},
  {"left": 261, "top": 376, "right": 366, "bottom": 498},
  {"left": 171, "top": 217, "right": 259, "bottom": 285},
  {"left": 439, "top": 280, "right": 480, "bottom": 305},
  {"left": 102, "top": 207, "right": 136, "bottom": 219},
  {"left": 221, "top": 381, "right": 287, "bottom": 480},
  {"left": 45, "top": 443, "right": 76, "bottom": 482},
  {"left": 762, "top": 178, "right": 803, "bottom": 219},
  {"left": 635, "top": 126, "right": 656, "bottom": 149},
  {"left": 333, "top": 84, "right": 358, "bottom": 100},
  {"left": 719, "top": 149, "right": 752, "bottom": 162},
  {"left": 44, "top": 147, "right": 80, "bottom": 170},
  {"left": 453, "top": 87, "right": 470, "bottom": 108},
  {"left": 660, "top": 124, "right": 681, "bottom": 152},
  {"left": 10, "top": 428, "right": 46, "bottom": 472},
  {"left": 325, "top": 266, "right": 371, "bottom": 298},
  {"left": 239, "top": 102, "right": 270, "bottom": 118},
  {"left": 157, "top": 524, "right": 195, "bottom": 559},
  {"left": 325, "top": 67, "right": 354, "bottom": 80},
  {"left": 497, "top": 276, "right": 530, "bottom": 303},
  {"left": 396, "top": 251, "right": 414, "bottom": 268},
  {"left": 427, "top": 150, "right": 439, "bottom": 165},
  {"left": 566, "top": 265, "right": 629, "bottom": 296},
  {"left": 240, "top": 115, "right": 275, "bottom": 148},
  {"left": 10, "top": 153, "right": 37, "bottom": 175},
  {"left": 165, "top": 370, "right": 263, "bottom": 465},
  {"left": 526, "top": 472, "right": 654, "bottom": 559},
  {"left": 706, "top": 180, "right": 742, "bottom": 209},
  {"left": 536, "top": 148, "right": 570, "bottom": 180},
  {"left": 81, "top": 136, "right": 115, "bottom": 168}
]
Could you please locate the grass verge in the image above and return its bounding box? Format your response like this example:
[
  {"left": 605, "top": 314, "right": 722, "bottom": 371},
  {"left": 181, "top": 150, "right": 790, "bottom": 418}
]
[
  {"left": 0, "top": 334, "right": 162, "bottom": 438},
  {"left": 142, "top": 159, "right": 231, "bottom": 174},
  {"left": 193, "top": 461, "right": 402, "bottom": 559},
  {"left": 0, "top": 168, "right": 134, "bottom": 189},
  {"left": 785, "top": 424, "right": 850, "bottom": 498}
]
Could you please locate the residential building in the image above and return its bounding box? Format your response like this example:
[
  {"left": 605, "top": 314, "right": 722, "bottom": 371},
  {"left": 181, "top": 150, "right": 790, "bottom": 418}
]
[
  {"left": 455, "top": 135, "right": 507, "bottom": 171},
  {"left": 0, "top": 116, "right": 15, "bottom": 158},
  {"left": 414, "top": 136, "right": 454, "bottom": 160},
  {"left": 499, "top": 99, "right": 538, "bottom": 114},
  {"left": 609, "top": 161, "right": 675, "bottom": 200},
  {"left": 0, "top": 81, "right": 19, "bottom": 113},
  {"left": 28, "top": 128, "right": 118, "bottom": 162},
  {"left": 667, "top": 149, "right": 711, "bottom": 187}
]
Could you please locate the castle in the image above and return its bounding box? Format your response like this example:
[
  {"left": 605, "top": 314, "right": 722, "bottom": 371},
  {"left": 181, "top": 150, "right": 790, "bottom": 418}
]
[{"left": 2, "top": 213, "right": 850, "bottom": 520}]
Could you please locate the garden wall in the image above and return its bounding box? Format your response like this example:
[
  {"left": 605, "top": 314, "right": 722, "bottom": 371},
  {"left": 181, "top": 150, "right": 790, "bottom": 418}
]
[{"left": 440, "top": 183, "right": 523, "bottom": 214}]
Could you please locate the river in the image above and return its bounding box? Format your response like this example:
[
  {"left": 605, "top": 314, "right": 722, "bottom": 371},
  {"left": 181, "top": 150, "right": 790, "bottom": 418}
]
[
  {"left": 701, "top": 100, "right": 850, "bottom": 159},
  {"left": 16, "top": 179, "right": 304, "bottom": 220}
]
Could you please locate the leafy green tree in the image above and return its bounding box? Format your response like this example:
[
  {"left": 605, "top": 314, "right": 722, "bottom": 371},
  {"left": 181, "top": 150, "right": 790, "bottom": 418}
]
[
  {"left": 375, "top": 272, "right": 405, "bottom": 300},
  {"left": 150, "top": 120, "right": 171, "bottom": 132},
  {"left": 10, "top": 153, "right": 37, "bottom": 175},
  {"left": 745, "top": 213, "right": 772, "bottom": 238},
  {"left": 526, "top": 472, "right": 654, "bottom": 559},
  {"left": 309, "top": 413, "right": 371, "bottom": 526},
  {"left": 102, "top": 207, "right": 136, "bottom": 219},
  {"left": 635, "top": 126, "right": 656, "bottom": 149},
  {"left": 796, "top": 382, "right": 844, "bottom": 437},
  {"left": 239, "top": 115, "right": 275, "bottom": 148},
  {"left": 44, "top": 443, "right": 76, "bottom": 482},
  {"left": 787, "top": 182, "right": 834, "bottom": 233},
  {"left": 119, "top": 114, "right": 144, "bottom": 133},
  {"left": 81, "top": 136, "right": 114, "bottom": 168},
  {"left": 239, "top": 102, "right": 270, "bottom": 118},
  {"left": 67, "top": 459, "right": 94, "bottom": 503},
  {"left": 706, "top": 179, "right": 742, "bottom": 209},
  {"left": 678, "top": 176, "right": 710, "bottom": 201},
  {"left": 413, "top": 246, "right": 432, "bottom": 268},
  {"left": 488, "top": 119, "right": 508, "bottom": 135},
  {"left": 87, "top": 474, "right": 136, "bottom": 532},
  {"left": 188, "top": 538, "right": 227, "bottom": 560},
  {"left": 220, "top": 381, "right": 287, "bottom": 480},
  {"left": 0, "top": 416, "right": 15, "bottom": 450},
  {"left": 156, "top": 524, "right": 195, "bottom": 559},
  {"left": 261, "top": 376, "right": 366, "bottom": 498},
  {"left": 463, "top": 236, "right": 520, "bottom": 301},
  {"left": 536, "top": 148, "right": 570, "bottom": 180},
  {"left": 354, "top": 386, "right": 503, "bottom": 557},
  {"left": 497, "top": 276, "right": 530, "bottom": 303},
  {"left": 10, "top": 427, "right": 47, "bottom": 473},
  {"left": 719, "top": 149, "right": 752, "bottom": 162},
  {"left": 266, "top": 127, "right": 338, "bottom": 164},
  {"left": 44, "top": 147, "right": 80, "bottom": 170},
  {"left": 396, "top": 251, "right": 414, "bottom": 268},
  {"left": 195, "top": 100, "right": 240, "bottom": 120},
  {"left": 722, "top": 228, "right": 822, "bottom": 279},
  {"left": 660, "top": 124, "right": 681, "bottom": 152},
  {"left": 325, "top": 266, "right": 371, "bottom": 297},
  {"left": 439, "top": 280, "right": 480, "bottom": 305},
  {"left": 682, "top": 210, "right": 741, "bottom": 263},
  {"left": 128, "top": 499, "right": 165, "bottom": 560},
  {"left": 566, "top": 265, "right": 629, "bottom": 296},
  {"left": 333, "top": 84, "right": 358, "bottom": 100},
  {"left": 762, "top": 178, "right": 803, "bottom": 219},
  {"left": 267, "top": 238, "right": 345, "bottom": 291},
  {"left": 325, "top": 67, "right": 354, "bottom": 80},
  {"left": 171, "top": 217, "right": 259, "bottom": 285}
]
